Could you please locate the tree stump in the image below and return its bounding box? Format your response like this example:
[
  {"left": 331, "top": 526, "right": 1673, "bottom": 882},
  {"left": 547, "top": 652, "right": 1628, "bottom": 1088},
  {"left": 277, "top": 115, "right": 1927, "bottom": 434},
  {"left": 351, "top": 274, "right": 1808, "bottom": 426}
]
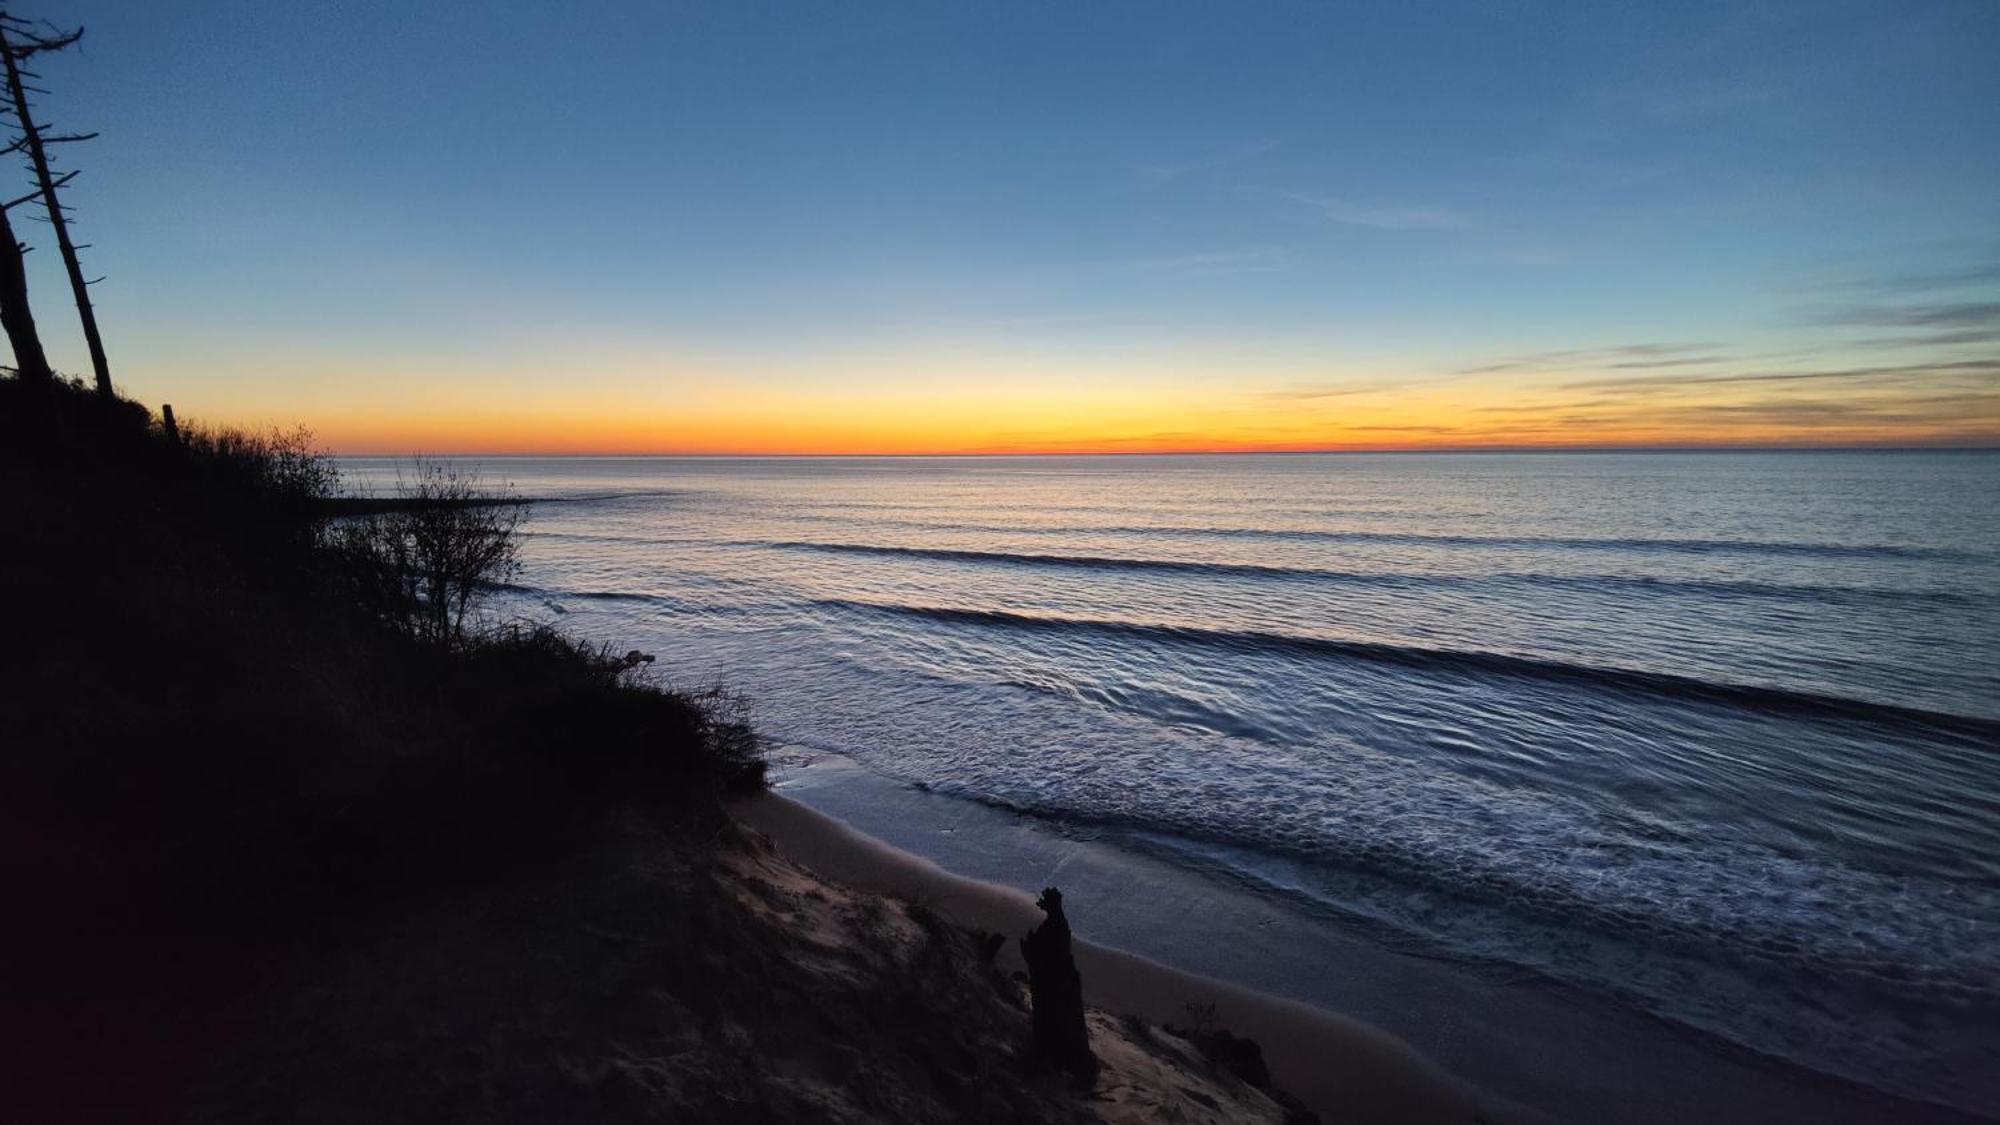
[{"left": 1020, "top": 886, "right": 1096, "bottom": 1078}]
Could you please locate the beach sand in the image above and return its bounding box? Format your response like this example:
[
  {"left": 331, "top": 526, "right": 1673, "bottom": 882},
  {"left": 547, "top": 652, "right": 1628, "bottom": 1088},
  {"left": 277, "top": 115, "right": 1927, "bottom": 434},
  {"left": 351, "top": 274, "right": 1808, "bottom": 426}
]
[
  {"left": 736, "top": 761, "right": 1991, "bottom": 1125},
  {"left": 735, "top": 790, "right": 1540, "bottom": 1125}
]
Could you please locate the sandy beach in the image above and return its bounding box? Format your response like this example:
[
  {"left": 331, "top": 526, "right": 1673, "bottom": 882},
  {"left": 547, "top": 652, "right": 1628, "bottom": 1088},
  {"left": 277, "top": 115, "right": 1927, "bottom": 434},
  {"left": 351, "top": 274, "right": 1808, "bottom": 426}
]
[
  {"left": 737, "top": 769, "right": 1992, "bottom": 1125},
  {"left": 736, "top": 789, "right": 1539, "bottom": 1124}
]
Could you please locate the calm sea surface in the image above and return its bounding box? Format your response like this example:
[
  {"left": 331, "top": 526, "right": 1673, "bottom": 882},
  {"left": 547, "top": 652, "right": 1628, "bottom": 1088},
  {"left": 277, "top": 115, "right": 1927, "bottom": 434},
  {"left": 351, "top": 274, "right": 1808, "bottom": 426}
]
[{"left": 346, "top": 452, "right": 2000, "bottom": 1113}]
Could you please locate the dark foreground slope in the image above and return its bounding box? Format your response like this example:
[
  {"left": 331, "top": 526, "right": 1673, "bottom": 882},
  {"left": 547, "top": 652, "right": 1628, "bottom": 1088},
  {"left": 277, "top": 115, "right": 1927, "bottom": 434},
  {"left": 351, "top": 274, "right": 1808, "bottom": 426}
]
[{"left": 0, "top": 380, "right": 1307, "bottom": 1123}]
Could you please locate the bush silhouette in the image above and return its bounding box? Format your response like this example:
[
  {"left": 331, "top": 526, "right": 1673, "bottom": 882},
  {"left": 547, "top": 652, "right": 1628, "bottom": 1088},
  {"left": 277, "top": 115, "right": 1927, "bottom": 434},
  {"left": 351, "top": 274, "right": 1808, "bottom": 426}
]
[{"left": 328, "top": 457, "right": 524, "bottom": 647}]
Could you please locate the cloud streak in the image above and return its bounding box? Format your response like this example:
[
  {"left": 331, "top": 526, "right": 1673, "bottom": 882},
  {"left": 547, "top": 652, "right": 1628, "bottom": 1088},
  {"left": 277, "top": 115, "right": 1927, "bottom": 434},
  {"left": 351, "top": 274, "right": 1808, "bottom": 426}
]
[
  {"left": 1562, "top": 358, "right": 2000, "bottom": 393},
  {"left": 1535, "top": 392, "right": 2000, "bottom": 434},
  {"left": 1811, "top": 301, "right": 2000, "bottom": 330},
  {"left": 1829, "top": 258, "right": 2000, "bottom": 296},
  {"left": 1257, "top": 379, "right": 1413, "bottom": 402},
  {"left": 1460, "top": 343, "right": 1724, "bottom": 375}
]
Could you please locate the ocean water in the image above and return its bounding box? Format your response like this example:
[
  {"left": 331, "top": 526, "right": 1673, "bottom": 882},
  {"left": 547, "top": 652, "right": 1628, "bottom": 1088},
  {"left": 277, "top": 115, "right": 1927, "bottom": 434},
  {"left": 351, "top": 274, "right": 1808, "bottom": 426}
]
[{"left": 346, "top": 452, "right": 2000, "bottom": 1114}]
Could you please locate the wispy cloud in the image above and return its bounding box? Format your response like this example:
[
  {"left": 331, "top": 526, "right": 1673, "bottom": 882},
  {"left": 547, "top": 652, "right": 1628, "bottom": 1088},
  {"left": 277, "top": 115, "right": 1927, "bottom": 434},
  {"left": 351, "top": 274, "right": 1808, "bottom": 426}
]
[
  {"left": 1562, "top": 358, "right": 2000, "bottom": 393},
  {"left": 1823, "top": 257, "right": 2000, "bottom": 297},
  {"left": 1287, "top": 192, "right": 1463, "bottom": 231},
  {"left": 1256, "top": 379, "right": 1411, "bottom": 402},
  {"left": 1541, "top": 392, "right": 2000, "bottom": 434},
  {"left": 1809, "top": 301, "right": 2000, "bottom": 330},
  {"left": 1472, "top": 400, "right": 1623, "bottom": 414},
  {"left": 1459, "top": 343, "right": 1724, "bottom": 375},
  {"left": 1784, "top": 297, "right": 2000, "bottom": 353},
  {"left": 1846, "top": 328, "right": 2000, "bottom": 350}
]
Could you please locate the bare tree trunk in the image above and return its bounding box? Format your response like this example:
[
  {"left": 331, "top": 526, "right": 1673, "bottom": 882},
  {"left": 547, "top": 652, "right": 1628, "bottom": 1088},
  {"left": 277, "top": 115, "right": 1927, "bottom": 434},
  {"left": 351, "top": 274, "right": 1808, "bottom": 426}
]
[
  {"left": 1020, "top": 887, "right": 1097, "bottom": 1079},
  {"left": 0, "top": 201, "right": 51, "bottom": 388},
  {"left": 0, "top": 23, "right": 108, "bottom": 397}
]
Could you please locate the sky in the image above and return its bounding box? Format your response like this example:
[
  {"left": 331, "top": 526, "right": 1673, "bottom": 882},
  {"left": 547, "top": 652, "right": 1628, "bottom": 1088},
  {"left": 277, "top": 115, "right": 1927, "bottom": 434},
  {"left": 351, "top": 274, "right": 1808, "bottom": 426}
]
[{"left": 17, "top": 0, "right": 2000, "bottom": 452}]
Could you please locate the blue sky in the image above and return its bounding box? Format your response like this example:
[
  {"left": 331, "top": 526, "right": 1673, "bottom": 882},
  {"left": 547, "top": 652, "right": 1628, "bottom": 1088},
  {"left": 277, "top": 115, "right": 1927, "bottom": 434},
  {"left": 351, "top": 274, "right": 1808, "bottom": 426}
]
[{"left": 20, "top": 0, "right": 2000, "bottom": 450}]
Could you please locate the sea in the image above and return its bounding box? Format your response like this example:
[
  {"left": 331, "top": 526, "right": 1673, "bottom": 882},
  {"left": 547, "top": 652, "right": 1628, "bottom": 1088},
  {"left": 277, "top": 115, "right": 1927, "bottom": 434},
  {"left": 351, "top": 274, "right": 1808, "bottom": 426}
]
[{"left": 343, "top": 451, "right": 2000, "bottom": 1117}]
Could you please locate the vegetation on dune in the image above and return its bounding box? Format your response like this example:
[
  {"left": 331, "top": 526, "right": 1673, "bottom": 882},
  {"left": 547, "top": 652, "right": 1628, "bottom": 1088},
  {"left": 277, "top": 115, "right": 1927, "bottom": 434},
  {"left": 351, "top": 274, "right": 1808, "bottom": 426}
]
[
  {"left": 3, "top": 373, "right": 767, "bottom": 802},
  {"left": 1, "top": 375, "right": 768, "bottom": 1118},
  {"left": 325, "top": 457, "right": 526, "bottom": 647}
]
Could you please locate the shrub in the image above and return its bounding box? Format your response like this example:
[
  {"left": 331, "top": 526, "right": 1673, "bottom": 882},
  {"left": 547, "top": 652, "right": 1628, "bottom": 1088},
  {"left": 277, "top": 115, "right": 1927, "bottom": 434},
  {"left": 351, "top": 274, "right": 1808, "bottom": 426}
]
[
  {"left": 447, "top": 623, "right": 770, "bottom": 800},
  {"left": 330, "top": 458, "right": 525, "bottom": 647},
  {"left": 178, "top": 423, "right": 343, "bottom": 513}
]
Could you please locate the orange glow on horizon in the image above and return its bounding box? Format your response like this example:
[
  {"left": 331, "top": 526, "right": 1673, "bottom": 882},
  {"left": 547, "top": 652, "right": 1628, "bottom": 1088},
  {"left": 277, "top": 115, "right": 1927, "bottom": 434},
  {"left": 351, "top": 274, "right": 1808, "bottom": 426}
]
[
  {"left": 199, "top": 395, "right": 1999, "bottom": 456},
  {"left": 151, "top": 350, "right": 2000, "bottom": 456}
]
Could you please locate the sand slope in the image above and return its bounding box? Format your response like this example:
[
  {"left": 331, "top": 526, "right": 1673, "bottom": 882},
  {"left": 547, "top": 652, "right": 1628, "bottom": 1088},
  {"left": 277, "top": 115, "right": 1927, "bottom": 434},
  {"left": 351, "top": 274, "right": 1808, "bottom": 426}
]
[{"left": 736, "top": 791, "right": 1542, "bottom": 1125}]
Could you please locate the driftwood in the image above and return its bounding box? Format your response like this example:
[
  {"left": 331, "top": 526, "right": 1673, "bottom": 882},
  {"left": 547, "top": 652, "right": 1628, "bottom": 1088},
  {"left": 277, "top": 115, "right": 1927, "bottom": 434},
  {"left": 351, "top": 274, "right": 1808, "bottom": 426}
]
[{"left": 1019, "top": 886, "right": 1096, "bottom": 1078}]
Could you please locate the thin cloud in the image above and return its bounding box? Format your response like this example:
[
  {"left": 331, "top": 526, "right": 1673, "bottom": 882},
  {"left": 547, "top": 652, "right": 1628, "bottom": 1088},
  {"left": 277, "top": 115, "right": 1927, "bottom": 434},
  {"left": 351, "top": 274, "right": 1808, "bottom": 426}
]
[
  {"left": 1606, "top": 355, "right": 1732, "bottom": 369},
  {"left": 1257, "top": 379, "right": 1410, "bottom": 402},
  {"left": 1473, "top": 400, "right": 1623, "bottom": 414},
  {"left": 1847, "top": 328, "right": 2000, "bottom": 350},
  {"left": 1579, "top": 393, "right": 2000, "bottom": 429},
  {"left": 1833, "top": 260, "right": 2000, "bottom": 296},
  {"left": 1454, "top": 393, "right": 2000, "bottom": 441},
  {"left": 1774, "top": 295, "right": 2000, "bottom": 356},
  {"left": 1460, "top": 343, "right": 1722, "bottom": 375},
  {"left": 1562, "top": 358, "right": 2000, "bottom": 392},
  {"left": 1811, "top": 301, "right": 2000, "bottom": 330}
]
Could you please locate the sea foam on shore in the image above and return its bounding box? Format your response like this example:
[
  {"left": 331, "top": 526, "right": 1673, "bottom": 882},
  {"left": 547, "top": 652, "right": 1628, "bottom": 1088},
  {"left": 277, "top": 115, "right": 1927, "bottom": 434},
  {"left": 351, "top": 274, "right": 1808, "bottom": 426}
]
[{"left": 752, "top": 751, "right": 1991, "bottom": 1125}]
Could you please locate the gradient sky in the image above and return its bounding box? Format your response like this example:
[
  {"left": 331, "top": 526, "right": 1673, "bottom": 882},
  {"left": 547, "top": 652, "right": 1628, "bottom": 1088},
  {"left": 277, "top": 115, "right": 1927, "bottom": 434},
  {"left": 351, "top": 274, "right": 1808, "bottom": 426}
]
[{"left": 22, "top": 0, "right": 2000, "bottom": 452}]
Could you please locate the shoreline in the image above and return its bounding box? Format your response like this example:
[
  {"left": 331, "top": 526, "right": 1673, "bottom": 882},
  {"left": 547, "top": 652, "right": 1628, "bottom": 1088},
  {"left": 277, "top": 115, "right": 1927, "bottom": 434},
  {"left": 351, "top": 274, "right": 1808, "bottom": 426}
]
[
  {"left": 733, "top": 789, "right": 1534, "bottom": 1125},
  {"left": 737, "top": 754, "right": 1992, "bottom": 1125}
]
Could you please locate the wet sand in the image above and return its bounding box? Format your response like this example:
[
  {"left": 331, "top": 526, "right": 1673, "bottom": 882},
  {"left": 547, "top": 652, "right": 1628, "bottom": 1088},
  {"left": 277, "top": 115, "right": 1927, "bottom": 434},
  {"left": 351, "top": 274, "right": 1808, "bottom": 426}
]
[
  {"left": 735, "top": 789, "right": 1534, "bottom": 1124},
  {"left": 734, "top": 756, "right": 1989, "bottom": 1125}
]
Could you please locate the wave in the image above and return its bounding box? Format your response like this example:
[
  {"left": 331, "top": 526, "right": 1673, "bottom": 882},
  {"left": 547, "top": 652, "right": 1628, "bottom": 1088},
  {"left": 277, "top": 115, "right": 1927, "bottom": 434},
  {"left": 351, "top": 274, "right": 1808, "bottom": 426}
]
[
  {"left": 812, "top": 599, "right": 2000, "bottom": 739},
  {"left": 755, "top": 539, "right": 1969, "bottom": 605},
  {"left": 568, "top": 588, "right": 671, "bottom": 604},
  {"left": 1110, "top": 526, "right": 1978, "bottom": 560},
  {"left": 530, "top": 520, "right": 1987, "bottom": 565},
  {"left": 755, "top": 512, "right": 1984, "bottom": 561}
]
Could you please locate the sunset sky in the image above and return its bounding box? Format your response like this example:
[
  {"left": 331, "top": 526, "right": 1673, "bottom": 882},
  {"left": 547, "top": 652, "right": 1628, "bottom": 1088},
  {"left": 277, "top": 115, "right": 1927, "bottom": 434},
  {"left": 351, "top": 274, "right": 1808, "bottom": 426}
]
[{"left": 29, "top": 0, "right": 2000, "bottom": 452}]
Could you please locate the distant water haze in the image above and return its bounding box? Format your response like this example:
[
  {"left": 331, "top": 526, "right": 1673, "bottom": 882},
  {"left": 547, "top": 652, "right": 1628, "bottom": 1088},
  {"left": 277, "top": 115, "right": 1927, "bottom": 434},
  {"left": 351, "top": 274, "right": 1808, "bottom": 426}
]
[{"left": 345, "top": 451, "right": 2000, "bottom": 1115}]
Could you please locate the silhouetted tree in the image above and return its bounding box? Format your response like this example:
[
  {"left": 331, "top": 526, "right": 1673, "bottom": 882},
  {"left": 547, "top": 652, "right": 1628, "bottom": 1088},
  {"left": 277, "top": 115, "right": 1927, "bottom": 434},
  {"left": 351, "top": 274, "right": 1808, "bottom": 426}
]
[
  {"left": 0, "top": 13, "right": 108, "bottom": 396},
  {"left": 0, "top": 190, "right": 50, "bottom": 387},
  {"left": 329, "top": 459, "right": 526, "bottom": 648}
]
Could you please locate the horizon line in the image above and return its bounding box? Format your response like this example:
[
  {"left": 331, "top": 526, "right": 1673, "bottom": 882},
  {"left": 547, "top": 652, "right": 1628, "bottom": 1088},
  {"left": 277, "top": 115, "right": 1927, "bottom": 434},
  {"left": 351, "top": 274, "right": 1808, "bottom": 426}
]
[{"left": 327, "top": 443, "right": 2000, "bottom": 458}]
